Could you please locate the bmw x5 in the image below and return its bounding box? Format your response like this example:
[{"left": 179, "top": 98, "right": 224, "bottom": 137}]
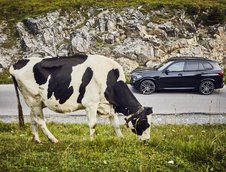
[{"left": 130, "top": 57, "right": 224, "bottom": 95}]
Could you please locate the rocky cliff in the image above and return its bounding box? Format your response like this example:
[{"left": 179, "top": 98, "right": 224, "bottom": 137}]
[{"left": 0, "top": 7, "right": 225, "bottom": 73}]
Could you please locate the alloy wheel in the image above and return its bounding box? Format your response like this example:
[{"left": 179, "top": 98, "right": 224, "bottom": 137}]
[
  {"left": 139, "top": 80, "right": 156, "bottom": 95},
  {"left": 199, "top": 80, "right": 215, "bottom": 95}
]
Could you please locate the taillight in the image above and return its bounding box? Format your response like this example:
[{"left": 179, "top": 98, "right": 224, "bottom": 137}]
[{"left": 218, "top": 71, "right": 224, "bottom": 76}]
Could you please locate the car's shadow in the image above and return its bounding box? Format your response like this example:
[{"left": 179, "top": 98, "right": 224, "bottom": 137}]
[{"left": 155, "top": 89, "right": 199, "bottom": 94}]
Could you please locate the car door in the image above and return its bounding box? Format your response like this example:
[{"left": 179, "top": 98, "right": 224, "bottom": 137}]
[
  {"left": 182, "top": 60, "right": 202, "bottom": 88},
  {"left": 158, "top": 61, "right": 186, "bottom": 88}
]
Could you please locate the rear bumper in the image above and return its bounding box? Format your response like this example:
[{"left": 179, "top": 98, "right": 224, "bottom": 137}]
[{"left": 215, "top": 81, "right": 224, "bottom": 89}]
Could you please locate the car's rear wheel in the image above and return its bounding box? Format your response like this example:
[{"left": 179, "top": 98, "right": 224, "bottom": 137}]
[
  {"left": 139, "top": 80, "right": 156, "bottom": 94},
  {"left": 199, "top": 80, "right": 215, "bottom": 95}
]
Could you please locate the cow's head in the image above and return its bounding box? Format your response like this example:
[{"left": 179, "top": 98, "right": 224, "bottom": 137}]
[{"left": 125, "top": 107, "right": 152, "bottom": 140}]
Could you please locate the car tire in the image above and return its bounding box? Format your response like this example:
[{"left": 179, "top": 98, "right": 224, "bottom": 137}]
[
  {"left": 199, "top": 80, "right": 215, "bottom": 95},
  {"left": 139, "top": 80, "right": 156, "bottom": 95}
]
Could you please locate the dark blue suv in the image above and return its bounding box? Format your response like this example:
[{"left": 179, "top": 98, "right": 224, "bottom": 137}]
[{"left": 130, "top": 57, "right": 224, "bottom": 95}]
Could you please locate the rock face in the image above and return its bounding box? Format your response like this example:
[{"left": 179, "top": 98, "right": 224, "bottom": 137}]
[
  {"left": 0, "top": 7, "right": 226, "bottom": 73},
  {"left": 0, "top": 21, "right": 20, "bottom": 72}
]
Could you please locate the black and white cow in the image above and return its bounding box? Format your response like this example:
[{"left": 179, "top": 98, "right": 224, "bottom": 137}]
[{"left": 10, "top": 54, "right": 152, "bottom": 143}]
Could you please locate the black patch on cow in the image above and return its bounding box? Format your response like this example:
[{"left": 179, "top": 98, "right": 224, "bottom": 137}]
[
  {"left": 13, "top": 59, "right": 30, "bottom": 70},
  {"left": 33, "top": 54, "right": 88, "bottom": 104},
  {"left": 105, "top": 80, "right": 142, "bottom": 116},
  {"left": 104, "top": 69, "right": 119, "bottom": 102},
  {"left": 77, "top": 67, "right": 93, "bottom": 103}
]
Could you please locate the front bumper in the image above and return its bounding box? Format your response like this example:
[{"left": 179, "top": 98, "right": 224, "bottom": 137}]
[{"left": 130, "top": 76, "right": 141, "bottom": 90}]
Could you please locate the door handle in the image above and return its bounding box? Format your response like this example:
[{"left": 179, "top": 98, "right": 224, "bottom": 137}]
[{"left": 178, "top": 73, "right": 183, "bottom": 76}]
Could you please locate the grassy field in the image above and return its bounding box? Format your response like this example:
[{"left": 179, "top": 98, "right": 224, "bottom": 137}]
[
  {"left": 0, "top": 122, "right": 225, "bottom": 171},
  {"left": 0, "top": 0, "right": 225, "bottom": 22}
]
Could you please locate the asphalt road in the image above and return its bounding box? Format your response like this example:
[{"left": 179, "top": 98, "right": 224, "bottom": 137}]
[
  {"left": 131, "top": 86, "right": 226, "bottom": 114},
  {"left": 1, "top": 84, "right": 226, "bottom": 115}
]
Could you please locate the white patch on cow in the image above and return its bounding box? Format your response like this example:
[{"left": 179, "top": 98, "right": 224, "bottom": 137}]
[
  {"left": 138, "top": 114, "right": 151, "bottom": 141},
  {"left": 109, "top": 114, "right": 123, "bottom": 137},
  {"left": 126, "top": 116, "right": 136, "bottom": 133},
  {"left": 10, "top": 58, "right": 42, "bottom": 98}
]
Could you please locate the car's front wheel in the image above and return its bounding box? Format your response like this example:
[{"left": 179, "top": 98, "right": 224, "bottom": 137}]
[
  {"left": 199, "top": 80, "right": 215, "bottom": 95},
  {"left": 139, "top": 80, "right": 156, "bottom": 94}
]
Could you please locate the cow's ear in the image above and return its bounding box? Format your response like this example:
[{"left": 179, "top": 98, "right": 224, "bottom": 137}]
[{"left": 145, "top": 107, "right": 153, "bottom": 115}]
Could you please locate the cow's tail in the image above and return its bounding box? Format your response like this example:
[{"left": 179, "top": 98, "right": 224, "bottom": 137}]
[{"left": 11, "top": 75, "right": 24, "bottom": 127}]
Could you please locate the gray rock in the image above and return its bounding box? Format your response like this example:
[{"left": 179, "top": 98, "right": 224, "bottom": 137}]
[
  {"left": 158, "top": 21, "right": 178, "bottom": 37},
  {"left": 0, "top": 34, "right": 7, "bottom": 44},
  {"left": 116, "top": 57, "right": 139, "bottom": 74},
  {"left": 113, "top": 38, "right": 154, "bottom": 65},
  {"left": 71, "top": 26, "right": 92, "bottom": 53},
  {"left": 183, "top": 19, "right": 196, "bottom": 33},
  {"left": 101, "top": 33, "right": 115, "bottom": 44},
  {"left": 0, "top": 47, "right": 19, "bottom": 69}
]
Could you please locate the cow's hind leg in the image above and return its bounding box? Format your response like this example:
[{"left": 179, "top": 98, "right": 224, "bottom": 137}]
[
  {"left": 109, "top": 114, "right": 123, "bottom": 137},
  {"left": 30, "top": 106, "right": 58, "bottom": 143}
]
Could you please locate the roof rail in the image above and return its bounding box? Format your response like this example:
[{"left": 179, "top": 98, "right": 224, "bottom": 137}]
[{"left": 168, "top": 56, "right": 209, "bottom": 61}]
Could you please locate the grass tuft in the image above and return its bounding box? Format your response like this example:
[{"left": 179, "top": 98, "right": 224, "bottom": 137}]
[{"left": 0, "top": 70, "right": 12, "bottom": 84}]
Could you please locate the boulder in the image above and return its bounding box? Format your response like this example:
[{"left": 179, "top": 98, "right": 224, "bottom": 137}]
[
  {"left": 113, "top": 38, "right": 154, "bottom": 65},
  {"left": 71, "top": 26, "right": 92, "bottom": 53},
  {"left": 116, "top": 57, "right": 139, "bottom": 74}
]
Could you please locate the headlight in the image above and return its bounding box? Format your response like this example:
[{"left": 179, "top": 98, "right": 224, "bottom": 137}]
[
  {"left": 135, "top": 75, "right": 142, "bottom": 79},
  {"left": 132, "top": 74, "right": 142, "bottom": 81}
]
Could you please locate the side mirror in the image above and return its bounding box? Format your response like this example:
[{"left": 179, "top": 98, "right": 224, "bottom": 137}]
[{"left": 165, "top": 69, "right": 170, "bottom": 75}]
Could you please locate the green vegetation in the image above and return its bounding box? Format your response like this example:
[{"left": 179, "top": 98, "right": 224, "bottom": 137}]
[
  {"left": 0, "top": 123, "right": 225, "bottom": 171},
  {"left": 0, "top": 0, "right": 225, "bottom": 24},
  {"left": 0, "top": 70, "right": 12, "bottom": 84}
]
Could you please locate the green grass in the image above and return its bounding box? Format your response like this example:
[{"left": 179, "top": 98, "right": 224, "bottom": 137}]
[
  {"left": 0, "top": 70, "right": 13, "bottom": 84},
  {"left": 0, "top": 0, "right": 225, "bottom": 22},
  {"left": 0, "top": 123, "right": 225, "bottom": 171}
]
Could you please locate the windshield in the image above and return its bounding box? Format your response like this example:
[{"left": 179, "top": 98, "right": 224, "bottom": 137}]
[{"left": 156, "top": 61, "right": 174, "bottom": 71}]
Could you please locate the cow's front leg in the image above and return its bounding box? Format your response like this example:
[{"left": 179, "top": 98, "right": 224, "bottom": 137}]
[
  {"left": 30, "top": 115, "right": 41, "bottom": 143},
  {"left": 31, "top": 106, "right": 58, "bottom": 143},
  {"left": 86, "top": 105, "right": 98, "bottom": 140},
  {"left": 109, "top": 114, "right": 123, "bottom": 138}
]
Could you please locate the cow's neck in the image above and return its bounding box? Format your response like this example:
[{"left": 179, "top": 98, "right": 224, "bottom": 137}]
[
  {"left": 111, "top": 81, "right": 142, "bottom": 116},
  {"left": 124, "top": 98, "right": 142, "bottom": 115}
]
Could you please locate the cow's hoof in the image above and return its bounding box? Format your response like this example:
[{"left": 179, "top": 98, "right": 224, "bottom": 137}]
[
  {"left": 49, "top": 138, "right": 59, "bottom": 144},
  {"left": 53, "top": 140, "right": 59, "bottom": 144},
  {"left": 34, "top": 139, "right": 42, "bottom": 144},
  {"left": 32, "top": 135, "right": 42, "bottom": 144}
]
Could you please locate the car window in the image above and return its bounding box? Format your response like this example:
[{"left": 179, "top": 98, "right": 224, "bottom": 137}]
[
  {"left": 202, "top": 61, "right": 213, "bottom": 70},
  {"left": 198, "top": 62, "right": 205, "bottom": 70},
  {"left": 184, "top": 61, "right": 199, "bottom": 71},
  {"left": 157, "top": 61, "right": 174, "bottom": 71},
  {"left": 167, "top": 62, "right": 185, "bottom": 72}
]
